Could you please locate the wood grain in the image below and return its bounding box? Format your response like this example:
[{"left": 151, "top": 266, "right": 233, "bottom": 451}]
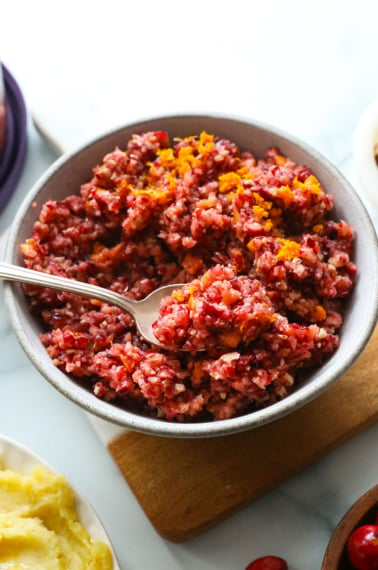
[{"left": 108, "top": 327, "right": 378, "bottom": 543}]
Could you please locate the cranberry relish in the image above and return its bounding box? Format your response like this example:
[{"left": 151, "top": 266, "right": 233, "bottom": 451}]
[{"left": 21, "top": 131, "right": 356, "bottom": 421}]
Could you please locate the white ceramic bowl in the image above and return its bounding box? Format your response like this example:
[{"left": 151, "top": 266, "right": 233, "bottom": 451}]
[
  {"left": 354, "top": 97, "right": 378, "bottom": 212},
  {"left": 3, "top": 113, "right": 378, "bottom": 438},
  {"left": 0, "top": 434, "right": 120, "bottom": 569}
]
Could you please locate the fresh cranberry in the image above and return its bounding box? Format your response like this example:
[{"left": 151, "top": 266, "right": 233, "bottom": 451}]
[
  {"left": 347, "top": 524, "right": 378, "bottom": 570},
  {"left": 245, "top": 555, "right": 288, "bottom": 570}
]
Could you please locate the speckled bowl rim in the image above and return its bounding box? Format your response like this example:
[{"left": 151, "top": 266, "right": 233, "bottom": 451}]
[{"left": 3, "top": 112, "right": 378, "bottom": 438}]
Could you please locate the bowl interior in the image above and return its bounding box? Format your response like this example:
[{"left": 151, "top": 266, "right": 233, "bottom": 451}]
[{"left": 4, "top": 114, "right": 378, "bottom": 437}]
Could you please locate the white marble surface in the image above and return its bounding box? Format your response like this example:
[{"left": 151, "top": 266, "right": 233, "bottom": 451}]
[{"left": 1, "top": 2, "right": 378, "bottom": 569}]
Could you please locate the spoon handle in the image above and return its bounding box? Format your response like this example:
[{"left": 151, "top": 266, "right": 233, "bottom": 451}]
[{"left": 0, "top": 263, "right": 138, "bottom": 317}]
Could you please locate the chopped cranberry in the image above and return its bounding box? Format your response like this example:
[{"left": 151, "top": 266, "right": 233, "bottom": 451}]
[
  {"left": 153, "top": 131, "right": 169, "bottom": 147},
  {"left": 295, "top": 165, "right": 312, "bottom": 182}
]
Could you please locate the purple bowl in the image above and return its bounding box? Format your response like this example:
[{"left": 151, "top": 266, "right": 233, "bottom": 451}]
[
  {"left": 0, "top": 64, "right": 27, "bottom": 214},
  {"left": 0, "top": 107, "right": 6, "bottom": 156},
  {"left": 0, "top": 98, "right": 15, "bottom": 185}
]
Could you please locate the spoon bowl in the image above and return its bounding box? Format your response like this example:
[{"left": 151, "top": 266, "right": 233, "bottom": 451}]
[{"left": 0, "top": 262, "right": 183, "bottom": 349}]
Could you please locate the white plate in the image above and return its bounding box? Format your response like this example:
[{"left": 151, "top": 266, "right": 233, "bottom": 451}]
[
  {"left": 0, "top": 434, "right": 121, "bottom": 570},
  {"left": 354, "top": 97, "right": 378, "bottom": 213}
]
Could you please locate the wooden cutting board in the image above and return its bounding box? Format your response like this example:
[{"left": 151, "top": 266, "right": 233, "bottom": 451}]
[{"left": 103, "top": 326, "right": 378, "bottom": 543}]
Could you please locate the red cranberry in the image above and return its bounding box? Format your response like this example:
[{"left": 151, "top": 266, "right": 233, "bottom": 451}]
[
  {"left": 347, "top": 524, "right": 378, "bottom": 570},
  {"left": 245, "top": 555, "right": 288, "bottom": 570}
]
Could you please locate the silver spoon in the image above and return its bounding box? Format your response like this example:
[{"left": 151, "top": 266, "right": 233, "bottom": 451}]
[{"left": 0, "top": 262, "right": 184, "bottom": 350}]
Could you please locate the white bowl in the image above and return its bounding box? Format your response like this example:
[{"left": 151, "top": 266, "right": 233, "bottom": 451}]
[
  {"left": 0, "top": 434, "right": 120, "bottom": 569},
  {"left": 3, "top": 113, "right": 378, "bottom": 438},
  {"left": 354, "top": 98, "right": 378, "bottom": 212}
]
